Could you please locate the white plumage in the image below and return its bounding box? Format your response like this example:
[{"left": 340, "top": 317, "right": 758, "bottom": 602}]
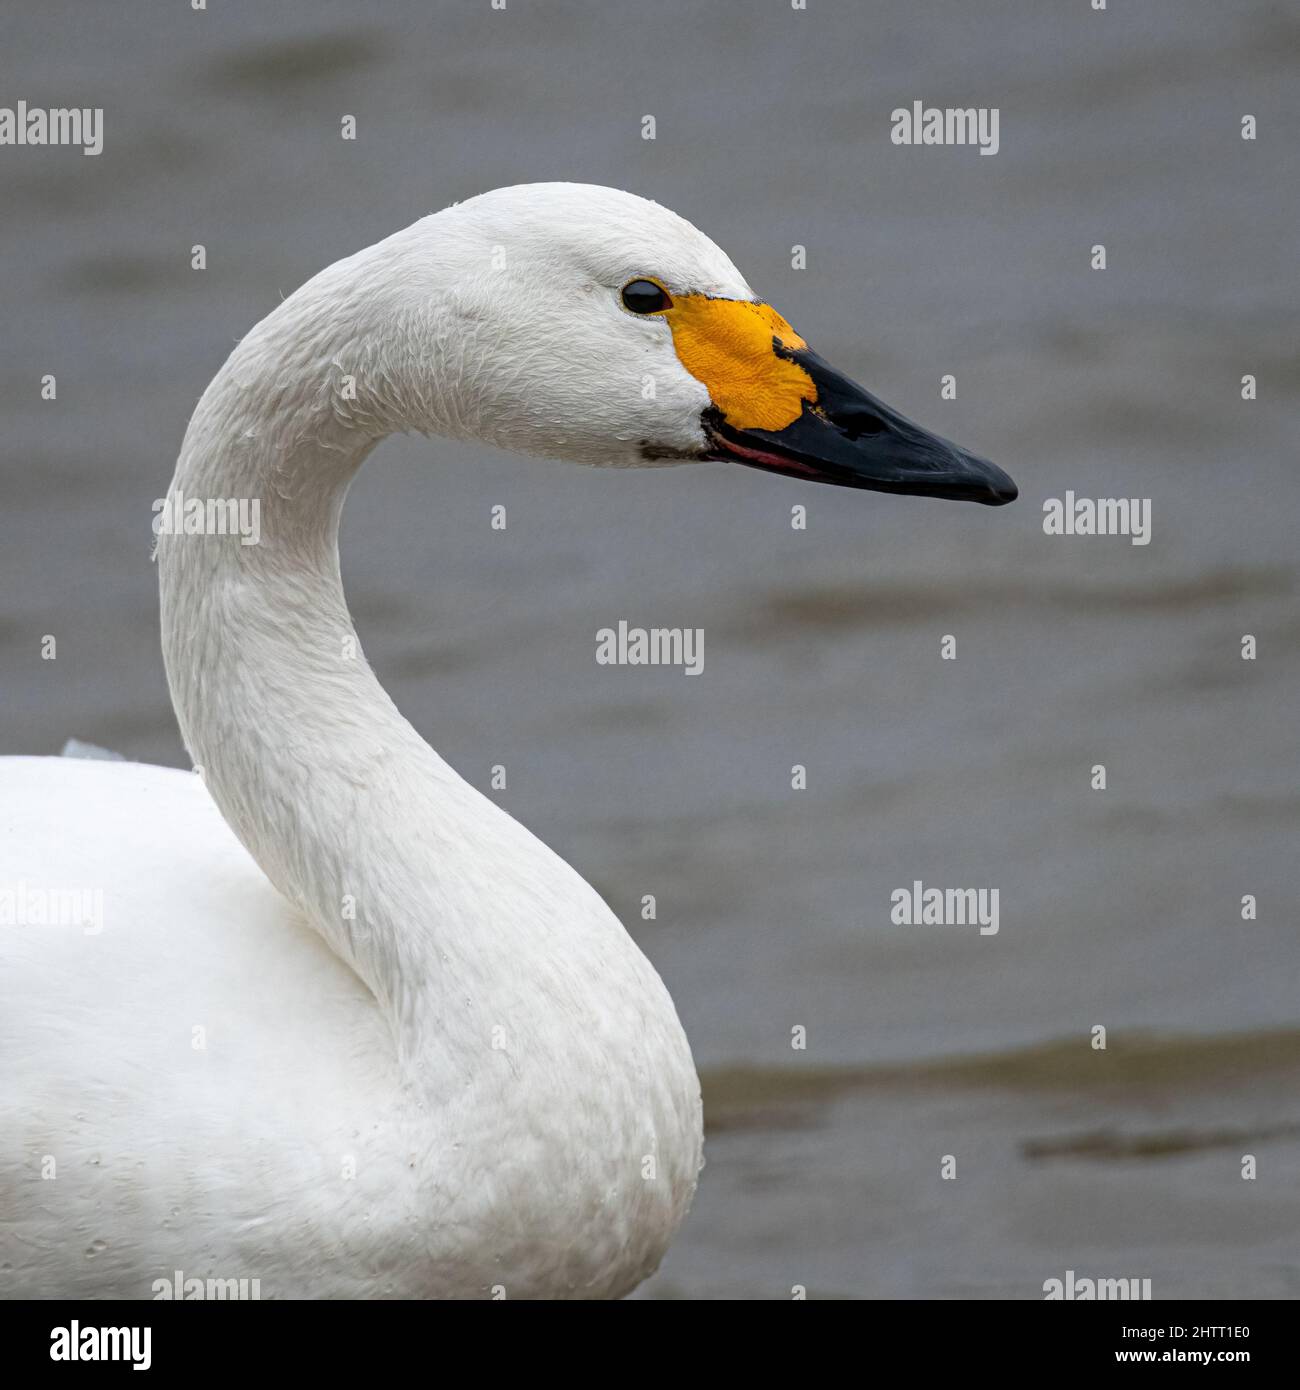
[{"left": 1, "top": 185, "right": 749, "bottom": 1298}]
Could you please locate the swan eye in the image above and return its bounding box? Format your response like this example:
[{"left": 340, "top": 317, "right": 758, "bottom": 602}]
[{"left": 621, "top": 279, "right": 672, "bottom": 314}]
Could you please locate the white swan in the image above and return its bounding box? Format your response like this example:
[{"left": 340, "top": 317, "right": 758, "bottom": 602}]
[{"left": 0, "top": 183, "right": 1015, "bottom": 1300}]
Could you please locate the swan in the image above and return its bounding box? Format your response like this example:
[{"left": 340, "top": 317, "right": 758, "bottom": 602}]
[{"left": 0, "top": 183, "right": 1015, "bottom": 1300}]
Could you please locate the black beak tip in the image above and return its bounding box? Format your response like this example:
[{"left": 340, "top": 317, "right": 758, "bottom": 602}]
[
  {"left": 968, "top": 455, "right": 1018, "bottom": 506},
  {"left": 982, "top": 474, "right": 1019, "bottom": 506}
]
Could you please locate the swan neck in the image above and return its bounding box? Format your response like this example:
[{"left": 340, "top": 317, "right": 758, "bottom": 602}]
[
  {"left": 157, "top": 310, "right": 434, "bottom": 1023},
  {"left": 150, "top": 217, "right": 703, "bottom": 1291}
]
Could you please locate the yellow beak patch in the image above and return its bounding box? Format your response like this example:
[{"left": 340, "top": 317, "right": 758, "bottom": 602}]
[{"left": 661, "top": 296, "right": 816, "bottom": 433}]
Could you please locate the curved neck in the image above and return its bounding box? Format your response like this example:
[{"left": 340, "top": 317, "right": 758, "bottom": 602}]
[
  {"left": 153, "top": 207, "right": 702, "bottom": 1295},
  {"left": 157, "top": 271, "right": 460, "bottom": 1046}
]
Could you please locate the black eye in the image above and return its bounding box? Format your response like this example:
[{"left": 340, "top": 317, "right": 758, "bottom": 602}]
[{"left": 621, "top": 279, "right": 671, "bottom": 314}]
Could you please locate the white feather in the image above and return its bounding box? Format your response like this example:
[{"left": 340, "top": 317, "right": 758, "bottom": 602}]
[{"left": 1, "top": 184, "right": 732, "bottom": 1299}]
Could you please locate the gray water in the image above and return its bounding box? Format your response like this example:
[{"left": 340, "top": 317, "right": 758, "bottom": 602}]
[{"left": 2, "top": 0, "right": 1298, "bottom": 1298}]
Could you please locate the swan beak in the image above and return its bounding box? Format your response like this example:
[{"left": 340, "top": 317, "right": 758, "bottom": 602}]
[{"left": 706, "top": 346, "right": 1017, "bottom": 506}]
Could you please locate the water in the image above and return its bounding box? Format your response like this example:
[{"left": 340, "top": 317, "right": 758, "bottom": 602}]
[{"left": 1, "top": 0, "right": 1298, "bottom": 1297}]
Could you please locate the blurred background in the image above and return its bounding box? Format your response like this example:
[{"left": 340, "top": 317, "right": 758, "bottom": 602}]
[{"left": 2, "top": 0, "right": 1298, "bottom": 1297}]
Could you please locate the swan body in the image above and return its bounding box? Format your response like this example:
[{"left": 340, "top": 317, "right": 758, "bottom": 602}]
[
  {"left": 1, "top": 184, "right": 1014, "bottom": 1299},
  {"left": 2, "top": 756, "right": 693, "bottom": 1298}
]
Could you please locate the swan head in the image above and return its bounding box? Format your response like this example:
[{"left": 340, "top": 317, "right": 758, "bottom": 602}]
[{"left": 397, "top": 183, "right": 1015, "bottom": 505}]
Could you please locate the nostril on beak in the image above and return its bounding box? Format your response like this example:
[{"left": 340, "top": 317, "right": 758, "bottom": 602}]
[{"left": 831, "top": 405, "right": 889, "bottom": 440}]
